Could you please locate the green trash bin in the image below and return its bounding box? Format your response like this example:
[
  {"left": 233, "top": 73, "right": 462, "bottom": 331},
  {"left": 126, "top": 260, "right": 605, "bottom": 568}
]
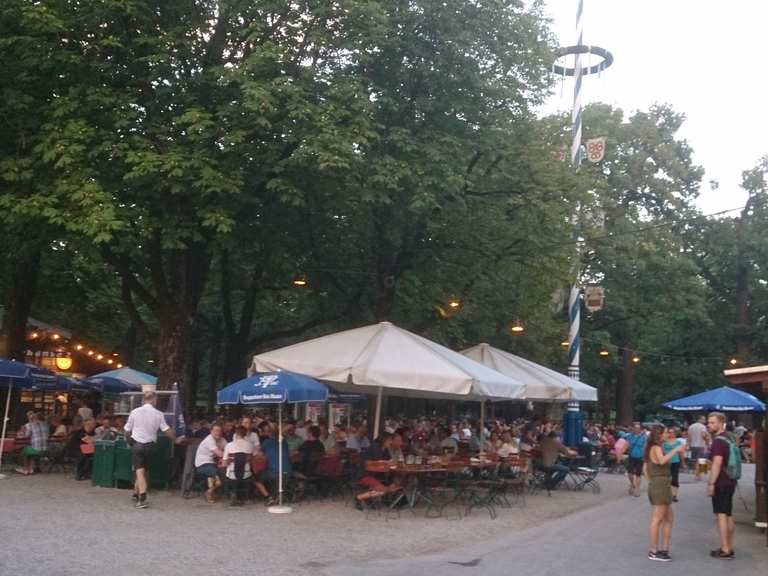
[
  {"left": 114, "top": 440, "right": 134, "bottom": 488},
  {"left": 92, "top": 440, "right": 116, "bottom": 488},
  {"left": 148, "top": 436, "right": 173, "bottom": 489}
]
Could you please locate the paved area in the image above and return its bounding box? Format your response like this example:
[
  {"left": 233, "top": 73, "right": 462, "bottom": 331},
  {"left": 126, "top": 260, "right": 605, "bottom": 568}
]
[
  {"left": 322, "top": 465, "right": 766, "bottom": 576},
  {"left": 0, "top": 465, "right": 763, "bottom": 575}
]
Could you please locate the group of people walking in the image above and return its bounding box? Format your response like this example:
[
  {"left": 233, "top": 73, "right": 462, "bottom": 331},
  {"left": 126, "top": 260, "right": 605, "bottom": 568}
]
[{"left": 628, "top": 413, "right": 741, "bottom": 562}]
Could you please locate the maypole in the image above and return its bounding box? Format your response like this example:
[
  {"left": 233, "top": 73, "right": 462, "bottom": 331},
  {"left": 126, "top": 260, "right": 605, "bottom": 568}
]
[{"left": 553, "top": 0, "right": 613, "bottom": 399}]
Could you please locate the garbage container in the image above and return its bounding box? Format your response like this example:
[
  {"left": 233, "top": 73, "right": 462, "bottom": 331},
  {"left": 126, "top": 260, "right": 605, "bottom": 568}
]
[
  {"left": 148, "top": 435, "right": 173, "bottom": 489},
  {"left": 114, "top": 440, "right": 133, "bottom": 488},
  {"left": 92, "top": 440, "right": 116, "bottom": 488}
]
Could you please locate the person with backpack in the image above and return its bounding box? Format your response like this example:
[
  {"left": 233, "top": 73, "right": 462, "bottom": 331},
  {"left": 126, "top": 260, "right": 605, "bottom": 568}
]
[{"left": 706, "top": 411, "right": 740, "bottom": 559}]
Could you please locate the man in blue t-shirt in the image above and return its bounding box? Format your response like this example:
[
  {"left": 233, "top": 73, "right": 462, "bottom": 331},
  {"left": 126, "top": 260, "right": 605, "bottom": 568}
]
[
  {"left": 261, "top": 427, "right": 293, "bottom": 479},
  {"left": 621, "top": 422, "right": 647, "bottom": 497}
]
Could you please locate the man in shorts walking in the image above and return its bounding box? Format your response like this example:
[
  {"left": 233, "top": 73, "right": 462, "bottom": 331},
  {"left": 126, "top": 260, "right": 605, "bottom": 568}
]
[
  {"left": 707, "top": 411, "right": 737, "bottom": 559},
  {"left": 124, "top": 391, "right": 174, "bottom": 509}
]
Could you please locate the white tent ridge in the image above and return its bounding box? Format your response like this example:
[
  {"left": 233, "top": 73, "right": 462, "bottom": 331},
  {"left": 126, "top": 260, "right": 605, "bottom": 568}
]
[{"left": 461, "top": 343, "right": 598, "bottom": 402}]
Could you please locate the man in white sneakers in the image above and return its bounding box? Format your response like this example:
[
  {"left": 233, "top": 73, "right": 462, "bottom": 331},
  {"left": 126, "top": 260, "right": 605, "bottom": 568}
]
[{"left": 124, "top": 391, "right": 174, "bottom": 509}]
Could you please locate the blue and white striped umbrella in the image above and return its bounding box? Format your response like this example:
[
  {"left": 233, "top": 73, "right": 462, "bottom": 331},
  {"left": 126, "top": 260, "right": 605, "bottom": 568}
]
[{"left": 217, "top": 372, "right": 328, "bottom": 405}]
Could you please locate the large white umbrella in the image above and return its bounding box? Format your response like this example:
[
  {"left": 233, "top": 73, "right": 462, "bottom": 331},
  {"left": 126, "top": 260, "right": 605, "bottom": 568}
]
[
  {"left": 461, "top": 343, "right": 598, "bottom": 402},
  {"left": 250, "top": 322, "right": 526, "bottom": 436}
]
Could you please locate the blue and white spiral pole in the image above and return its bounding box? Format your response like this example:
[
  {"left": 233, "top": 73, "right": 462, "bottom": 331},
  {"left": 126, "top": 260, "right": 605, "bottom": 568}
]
[
  {"left": 552, "top": 0, "right": 613, "bottom": 407},
  {"left": 567, "top": 0, "right": 585, "bottom": 393}
]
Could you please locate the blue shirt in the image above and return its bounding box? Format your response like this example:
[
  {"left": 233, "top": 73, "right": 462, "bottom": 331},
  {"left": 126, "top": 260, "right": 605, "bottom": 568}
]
[
  {"left": 663, "top": 439, "right": 684, "bottom": 464},
  {"left": 622, "top": 432, "right": 647, "bottom": 459},
  {"left": 261, "top": 438, "right": 292, "bottom": 475}
]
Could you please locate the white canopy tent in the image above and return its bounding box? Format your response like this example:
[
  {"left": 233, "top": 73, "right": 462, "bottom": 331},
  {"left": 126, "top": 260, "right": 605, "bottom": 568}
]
[
  {"left": 461, "top": 343, "right": 598, "bottom": 402},
  {"left": 250, "top": 322, "right": 526, "bottom": 437}
]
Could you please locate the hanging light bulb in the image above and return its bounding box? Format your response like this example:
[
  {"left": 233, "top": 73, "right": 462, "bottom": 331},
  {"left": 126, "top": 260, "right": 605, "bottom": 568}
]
[
  {"left": 292, "top": 276, "right": 308, "bottom": 287},
  {"left": 116, "top": 363, "right": 123, "bottom": 369},
  {"left": 75, "top": 344, "right": 84, "bottom": 351},
  {"left": 632, "top": 356, "right": 641, "bottom": 364},
  {"left": 509, "top": 320, "right": 525, "bottom": 334},
  {"left": 87, "top": 350, "right": 94, "bottom": 356},
  {"left": 52, "top": 333, "right": 60, "bottom": 340},
  {"left": 30, "top": 332, "right": 39, "bottom": 339},
  {"left": 599, "top": 349, "right": 610, "bottom": 357},
  {"left": 728, "top": 357, "right": 738, "bottom": 366},
  {"left": 96, "top": 354, "right": 104, "bottom": 360},
  {"left": 560, "top": 339, "right": 569, "bottom": 347},
  {"left": 448, "top": 299, "right": 461, "bottom": 310}
]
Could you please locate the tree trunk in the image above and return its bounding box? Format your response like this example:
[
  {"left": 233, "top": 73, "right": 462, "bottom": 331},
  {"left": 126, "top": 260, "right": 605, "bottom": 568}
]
[
  {"left": 1, "top": 240, "right": 43, "bottom": 361},
  {"left": 157, "top": 314, "right": 194, "bottom": 392},
  {"left": 207, "top": 335, "right": 221, "bottom": 416},
  {"left": 374, "top": 273, "right": 397, "bottom": 321},
  {"left": 223, "top": 338, "right": 250, "bottom": 386},
  {"left": 616, "top": 349, "right": 636, "bottom": 426}
]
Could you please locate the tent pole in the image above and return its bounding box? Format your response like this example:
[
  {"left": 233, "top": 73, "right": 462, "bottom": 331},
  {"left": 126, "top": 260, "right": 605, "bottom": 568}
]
[
  {"left": 373, "top": 386, "right": 383, "bottom": 439},
  {"left": 0, "top": 383, "right": 12, "bottom": 479},
  {"left": 479, "top": 400, "right": 486, "bottom": 456}
]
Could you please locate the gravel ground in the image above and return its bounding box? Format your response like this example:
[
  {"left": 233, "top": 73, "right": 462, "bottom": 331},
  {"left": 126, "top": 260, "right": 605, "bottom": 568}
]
[{"left": 0, "top": 467, "right": 629, "bottom": 576}]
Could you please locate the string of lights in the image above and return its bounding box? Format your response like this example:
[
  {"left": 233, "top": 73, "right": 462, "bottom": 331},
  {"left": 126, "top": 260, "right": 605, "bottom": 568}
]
[
  {"left": 28, "top": 330, "right": 124, "bottom": 370},
  {"left": 576, "top": 335, "right": 739, "bottom": 367}
]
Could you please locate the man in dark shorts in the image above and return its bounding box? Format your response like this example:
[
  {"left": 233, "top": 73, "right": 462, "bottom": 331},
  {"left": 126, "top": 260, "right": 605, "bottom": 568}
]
[
  {"left": 124, "top": 391, "right": 174, "bottom": 509},
  {"left": 706, "top": 411, "right": 736, "bottom": 559},
  {"left": 623, "top": 423, "right": 647, "bottom": 497}
]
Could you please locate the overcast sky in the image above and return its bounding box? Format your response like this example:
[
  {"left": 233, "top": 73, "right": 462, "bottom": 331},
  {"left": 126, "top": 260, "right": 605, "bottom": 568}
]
[{"left": 539, "top": 0, "right": 768, "bottom": 216}]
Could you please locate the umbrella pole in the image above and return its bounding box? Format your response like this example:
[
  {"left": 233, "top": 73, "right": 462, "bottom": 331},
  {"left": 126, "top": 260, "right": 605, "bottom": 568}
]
[
  {"left": 479, "top": 400, "right": 486, "bottom": 456},
  {"left": 373, "top": 386, "right": 383, "bottom": 439},
  {"left": 268, "top": 403, "right": 292, "bottom": 514},
  {"left": 0, "top": 383, "right": 12, "bottom": 479},
  {"left": 278, "top": 406, "right": 283, "bottom": 505}
]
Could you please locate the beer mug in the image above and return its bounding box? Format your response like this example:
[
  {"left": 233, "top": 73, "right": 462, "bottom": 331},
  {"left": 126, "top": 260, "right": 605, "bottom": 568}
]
[{"left": 696, "top": 458, "right": 707, "bottom": 475}]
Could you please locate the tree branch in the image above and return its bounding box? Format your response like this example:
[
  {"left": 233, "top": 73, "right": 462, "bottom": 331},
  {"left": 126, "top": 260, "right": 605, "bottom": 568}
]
[
  {"left": 101, "top": 245, "right": 161, "bottom": 313},
  {"left": 121, "top": 278, "right": 155, "bottom": 341}
]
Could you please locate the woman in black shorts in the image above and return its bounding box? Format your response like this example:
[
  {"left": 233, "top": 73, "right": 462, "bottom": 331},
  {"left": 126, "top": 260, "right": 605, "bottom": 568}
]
[{"left": 663, "top": 427, "right": 685, "bottom": 502}]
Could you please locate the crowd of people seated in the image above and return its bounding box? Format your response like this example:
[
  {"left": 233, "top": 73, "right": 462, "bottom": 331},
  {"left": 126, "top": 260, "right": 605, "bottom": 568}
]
[{"left": 6, "top": 404, "right": 761, "bottom": 511}]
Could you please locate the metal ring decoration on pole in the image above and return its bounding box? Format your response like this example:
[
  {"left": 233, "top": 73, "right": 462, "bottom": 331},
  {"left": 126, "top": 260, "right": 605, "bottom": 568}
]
[{"left": 553, "top": 45, "right": 614, "bottom": 77}]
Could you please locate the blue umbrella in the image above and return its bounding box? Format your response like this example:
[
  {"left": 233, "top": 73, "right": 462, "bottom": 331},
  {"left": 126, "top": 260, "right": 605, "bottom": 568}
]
[
  {"left": 662, "top": 386, "right": 766, "bottom": 413},
  {"left": 217, "top": 372, "right": 328, "bottom": 513},
  {"left": 89, "top": 367, "right": 156, "bottom": 388},
  {"left": 0, "top": 359, "right": 57, "bottom": 477},
  {"left": 217, "top": 372, "right": 328, "bottom": 405},
  {"left": 78, "top": 376, "right": 142, "bottom": 395}
]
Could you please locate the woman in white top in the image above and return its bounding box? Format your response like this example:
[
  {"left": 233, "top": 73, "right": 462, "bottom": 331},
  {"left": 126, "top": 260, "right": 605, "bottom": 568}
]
[
  {"left": 240, "top": 416, "right": 261, "bottom": 454},
  {"left": 223, "top": 426, "right": 254, "bottom": 506}
]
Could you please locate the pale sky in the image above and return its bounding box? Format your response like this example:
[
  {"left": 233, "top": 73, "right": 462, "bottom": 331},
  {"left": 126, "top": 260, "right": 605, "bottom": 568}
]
[{"left": 539, "top": 0, "right": 768, "bottom": 215}]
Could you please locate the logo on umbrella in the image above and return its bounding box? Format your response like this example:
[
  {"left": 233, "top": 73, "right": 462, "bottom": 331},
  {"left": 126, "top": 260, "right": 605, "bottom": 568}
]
[{"left": 257, "top": 375, "right": 279, "bottom": 388}]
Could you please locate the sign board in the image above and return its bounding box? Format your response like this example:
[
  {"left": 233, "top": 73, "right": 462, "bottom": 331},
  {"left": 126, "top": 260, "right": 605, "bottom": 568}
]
[
  {"left": 586, "top": 137, "right": 606, "bottom": 163},
  {"left": 584, "top": 285, "right": 605, "bottom": 312}
]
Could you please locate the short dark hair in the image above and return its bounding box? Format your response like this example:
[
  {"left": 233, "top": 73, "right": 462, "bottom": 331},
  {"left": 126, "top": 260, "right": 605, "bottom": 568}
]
[
  {"left": 234, "top": 426, "right": 247, "bottom": 437},
  {"left": 308, "top": 425, "right": 321, "bottom": 439}
]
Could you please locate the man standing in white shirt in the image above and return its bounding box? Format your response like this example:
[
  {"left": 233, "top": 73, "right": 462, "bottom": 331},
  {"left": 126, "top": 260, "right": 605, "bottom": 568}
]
[
  {"left": 687, "top": 416, "right": 709, "bottom": 481},
  {"left": 124, "top": 391, "right": 174, "bottom": 509}
]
